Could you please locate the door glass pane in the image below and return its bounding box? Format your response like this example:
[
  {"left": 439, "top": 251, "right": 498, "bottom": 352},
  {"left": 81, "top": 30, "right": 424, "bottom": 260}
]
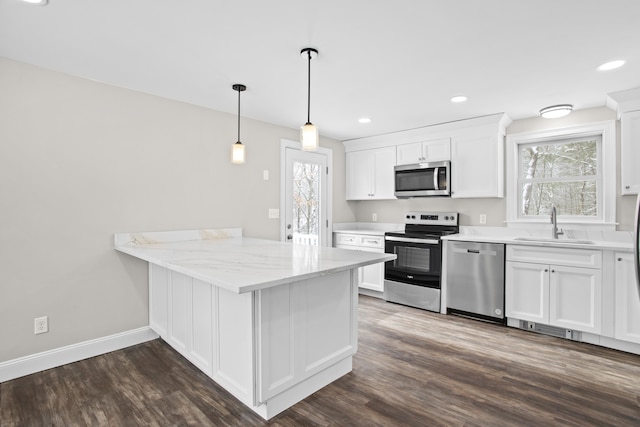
[{"left": 292, "top": 161, "right": 320, "bottom": 246}]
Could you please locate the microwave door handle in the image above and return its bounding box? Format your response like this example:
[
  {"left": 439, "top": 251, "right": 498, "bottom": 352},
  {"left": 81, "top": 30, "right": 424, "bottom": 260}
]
[{"left": 433, "top": 167, "right": 439, "bottom": 190}]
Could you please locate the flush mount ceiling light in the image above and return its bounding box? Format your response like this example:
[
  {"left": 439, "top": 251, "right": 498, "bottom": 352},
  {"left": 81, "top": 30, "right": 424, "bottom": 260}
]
[
  {"left": 358, "top": 117, "right": 371, "bottom": 124},
  {"left": 451, "top": 95, "right": 468, "bottom": 103},
  {"left": 231, "top": 84, "right": 246, "bottom": 164},
  {"left": 22, "top": 0, "right": 48, "bottom": 4},
  {"left": 597, "top": 59, "right": 626, "bottom": 71},
  {"left": 300, "top": 47, "right": 319, "bottom": 151},
  {"left": 540, "top": 104, "right": 573, "bottom": 119}
]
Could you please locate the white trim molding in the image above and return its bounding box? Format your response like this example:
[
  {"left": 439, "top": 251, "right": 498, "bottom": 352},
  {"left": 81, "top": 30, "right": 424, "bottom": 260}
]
[
  {"left": 506, "top": 120, "right": 616, "bottom": 230},
  {"left": 0, "top": 327, "right": 158, "bottom": 383}
]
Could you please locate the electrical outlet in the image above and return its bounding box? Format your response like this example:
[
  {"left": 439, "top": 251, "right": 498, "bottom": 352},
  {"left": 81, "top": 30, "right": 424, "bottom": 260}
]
[
  {"left": 268, "top": 208, "right": 279, "bottom": 219},
  {"left": 34, "top": 316, "right": 48, "bottom": 335},
  {"left": 479, "top": 214, "right": 487, "bottom": 224},
  {"left": 372, "top": 213, "right": 377, "bottom": 222},
  {"left": 263, "top": 170, "right": 269, "bottom": 180}
]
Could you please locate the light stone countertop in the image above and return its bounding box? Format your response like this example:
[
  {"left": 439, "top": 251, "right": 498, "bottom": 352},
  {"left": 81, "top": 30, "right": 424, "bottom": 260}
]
[
  {"left": 114, "top": 229, "right": 395, "bottom": 294},
  {"left": 442, "top": 226, "right": 634, "bottom": 252},
  {"left": 333, "top": 222, "right": 404, "bottom": 236}
]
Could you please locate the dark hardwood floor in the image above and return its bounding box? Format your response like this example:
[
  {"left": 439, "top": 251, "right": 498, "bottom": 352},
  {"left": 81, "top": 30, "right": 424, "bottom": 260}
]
[{"left": 2, "top": 295, "right": 640, "bottom": 426}]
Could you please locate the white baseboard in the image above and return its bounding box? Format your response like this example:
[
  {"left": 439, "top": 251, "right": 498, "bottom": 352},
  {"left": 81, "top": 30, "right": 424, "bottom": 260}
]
[{"left": 0, "top": 327, "right": 159, "bottom": 383}]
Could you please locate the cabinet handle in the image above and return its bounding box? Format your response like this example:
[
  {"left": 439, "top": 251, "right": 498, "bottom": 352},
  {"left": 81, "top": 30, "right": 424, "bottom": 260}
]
[
  {"left": 551, "top": 269, "right": 555, "bottom": 273},
  {"left": 618, "top": 257, "right": 623, "bottom": 261},
  {"left": 544, "top": 269, "right": 548, "bottom": 272},
  {"left": 625, "top": 185, "right": 630, "bottom": 189}
]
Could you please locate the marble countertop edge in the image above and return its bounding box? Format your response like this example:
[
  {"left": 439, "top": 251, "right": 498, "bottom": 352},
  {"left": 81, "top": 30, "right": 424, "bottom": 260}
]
[{"left": 114, "top": 231, "right": 395, "bottom": 294}]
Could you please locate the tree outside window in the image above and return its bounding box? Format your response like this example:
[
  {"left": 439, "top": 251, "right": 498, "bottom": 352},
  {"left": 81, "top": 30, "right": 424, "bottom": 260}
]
[
  {"left": 292, "top": 161, "right": 320, "bottom": 238},
  {"left": 518, "top": 136, "right": 600, "bottom": 218}
]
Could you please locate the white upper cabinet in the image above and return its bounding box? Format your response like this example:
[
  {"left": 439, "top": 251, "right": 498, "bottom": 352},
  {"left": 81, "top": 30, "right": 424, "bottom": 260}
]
[
  {"left": 607, "top": 87, "right": 640, "bottom": 195},
  {"left": 621, "top": 110, "right": 640, "bottom": 195},
  {"left": 346, "top": 146, "right": 396, "bottom": 200},
  {"left": 343, "top": 113, "right": 511, "bottom": 200},
  {"left": 396, "top": 138, "right": 451, "bottom": 165},
  {"left": 451, "top": 131, "right": 503, "bottom": 198}
]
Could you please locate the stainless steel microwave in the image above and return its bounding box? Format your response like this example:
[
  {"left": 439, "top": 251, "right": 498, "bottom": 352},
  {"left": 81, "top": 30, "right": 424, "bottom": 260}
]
[{"left": 394, "top": 160, "right": 451, "bottom": 198}]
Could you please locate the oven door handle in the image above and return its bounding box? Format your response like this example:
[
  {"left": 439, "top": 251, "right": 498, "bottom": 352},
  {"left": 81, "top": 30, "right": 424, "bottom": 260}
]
[{"left": 385, "top": 236, "right": 440, "bottom": 245}]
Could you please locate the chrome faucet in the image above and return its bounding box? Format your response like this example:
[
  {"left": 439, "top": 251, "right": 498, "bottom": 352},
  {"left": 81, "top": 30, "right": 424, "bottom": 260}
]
[{"left": 551, "top": 205, "right": 564, "bottom": 239}]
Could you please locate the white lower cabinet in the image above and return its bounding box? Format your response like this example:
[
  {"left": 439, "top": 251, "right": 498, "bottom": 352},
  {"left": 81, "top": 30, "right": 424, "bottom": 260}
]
[
  {"left": 335, "top": 233, "right": 385, "bottom": 293},
  {"left": 614, "top": 252, "right": 640, "bottom": 344},
  {"left": 505, "top": 245, "right": 602, "bottom": 334},
  {"left": 149, "top": 264, "right": 358, "bottom": 420}
]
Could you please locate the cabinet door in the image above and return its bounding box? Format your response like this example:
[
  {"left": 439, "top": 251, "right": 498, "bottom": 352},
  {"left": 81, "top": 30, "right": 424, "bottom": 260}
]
[
  {"left": 423, "top": 138, "right": 451, "bottom": 162},
  {"left": 451, "top": 133, "right": 503, "bottom": 198},
  {"left": 621, "top": 111, "right": 640, "bottom": 195},
  {"left": 614, "top": 253, "right": 640, "bottom": 343},
  {"left": 396, "top": 142, "right": 423, "bottom": 165},
  {"left": 505, "top": 261, "right": 548, "bottom": 323},
  {"left": 371, "top": 146, "right": 397, "bottom": 199},
  {"left": 396, "top": 138, "right": 450, "bottom": 165},
  {"left": 358, "top": 246, "right": 385, "bottom": 292},
  {"left": 346, "top": 150, "right": 373, "bottom": 200},
  {"left": 549, "top": 265, "right": 601, "bottom": 334}
]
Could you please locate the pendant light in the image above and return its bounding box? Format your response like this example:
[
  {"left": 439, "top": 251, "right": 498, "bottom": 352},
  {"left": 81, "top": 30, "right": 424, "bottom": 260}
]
[
  {"left": 300, "top": 47, "right": 319, "bottom": 151},
  {"left": 231, "top": 84, "right": 246, "bottom": 164}
]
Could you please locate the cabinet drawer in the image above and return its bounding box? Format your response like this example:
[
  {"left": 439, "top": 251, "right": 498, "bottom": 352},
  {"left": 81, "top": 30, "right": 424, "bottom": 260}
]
[
  {"left": 360, "top": 235, "right": 384, "bottom": 249},
  {"left": 506, "top": 245, "right": 601, "bottom": 269},
  {"left": 335, "top": 233, "right": 360, "bottom": 247}
]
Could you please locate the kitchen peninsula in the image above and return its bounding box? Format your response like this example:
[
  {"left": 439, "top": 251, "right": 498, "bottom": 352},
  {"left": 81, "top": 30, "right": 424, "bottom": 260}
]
[{"left": 114, "top": 228, "right": 395, "bottom": 420}]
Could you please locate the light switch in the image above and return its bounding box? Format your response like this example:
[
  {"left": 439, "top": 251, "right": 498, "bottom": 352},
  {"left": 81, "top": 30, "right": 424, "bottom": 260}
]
[{"left": 263, "top": 170, "right": 269, "bottom": 180}]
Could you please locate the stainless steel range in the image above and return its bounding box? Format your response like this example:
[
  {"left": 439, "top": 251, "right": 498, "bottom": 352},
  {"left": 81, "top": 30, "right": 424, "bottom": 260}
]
[{"left": 384, "top": 211, "right": 459, "bottom": 312}]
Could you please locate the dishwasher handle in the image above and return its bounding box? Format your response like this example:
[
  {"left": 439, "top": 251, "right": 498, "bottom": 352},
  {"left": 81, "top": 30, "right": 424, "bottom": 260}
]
[{"left": 450, "top": 245, "right": 499, "bottom": 257}]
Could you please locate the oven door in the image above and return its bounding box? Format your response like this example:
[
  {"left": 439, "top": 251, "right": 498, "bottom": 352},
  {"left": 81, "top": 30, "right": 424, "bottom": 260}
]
[{"left": 384, "top": 236, "right": 442, "bottom": 288}]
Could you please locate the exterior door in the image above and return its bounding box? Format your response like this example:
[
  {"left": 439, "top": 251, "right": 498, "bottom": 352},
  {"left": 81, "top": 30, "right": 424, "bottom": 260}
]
[{"left": 281, "top": 140, "right": 331, "bottom": 246}]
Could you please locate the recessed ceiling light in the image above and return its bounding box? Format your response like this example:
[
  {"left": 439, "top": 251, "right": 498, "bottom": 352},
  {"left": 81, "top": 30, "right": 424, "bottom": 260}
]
[
  {"left": 540, "top": 104, "right": 573, "bottom": 119},
  {"left": 597, "top": 60, "right": 626, "bottom": 71},
  {"left": 451, "top": 95, "right": 468, "bottom": 103},
  {"left": 22, "top": 0, "right": 48, "bottom": 5},
  {"left": 358, "top": 117, "right": 371, "bottom": 124}
]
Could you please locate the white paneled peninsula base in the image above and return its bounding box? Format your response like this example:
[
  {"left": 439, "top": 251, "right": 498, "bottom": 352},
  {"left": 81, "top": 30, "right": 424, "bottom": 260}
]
[{"left": 114, "top": 228, "right": 394, "bottom": 420}]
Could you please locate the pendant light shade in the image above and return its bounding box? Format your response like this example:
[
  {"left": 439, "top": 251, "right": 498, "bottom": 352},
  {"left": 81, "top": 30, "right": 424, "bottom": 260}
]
[
  {"left": 231, "top": 84, "right": 246, "bottom": 164},
  {"left": 300, "top": 47, "right": 319, "bottom": 151}
]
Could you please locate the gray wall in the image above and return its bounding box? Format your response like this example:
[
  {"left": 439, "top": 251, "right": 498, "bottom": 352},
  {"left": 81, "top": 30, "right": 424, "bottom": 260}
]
[
  {"left": 0, "top": 58, "right": 355, "bottom": 362},
  {"left": 353, "top": 106, "right": 637, "bottom": 231}
]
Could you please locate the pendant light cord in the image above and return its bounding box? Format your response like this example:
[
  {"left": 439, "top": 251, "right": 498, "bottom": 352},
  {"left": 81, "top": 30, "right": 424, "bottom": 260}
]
[
  {"left": 237, "top": 88, "right": 241, "bottom": 141},
  {"left": 306, "top": 50, "right": 311, "bottom": 124}
]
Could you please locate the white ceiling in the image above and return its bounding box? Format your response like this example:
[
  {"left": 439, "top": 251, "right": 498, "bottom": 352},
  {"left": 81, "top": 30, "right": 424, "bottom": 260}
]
[{"left": 1, "top": 0, "right": 639, "bottom": 141}]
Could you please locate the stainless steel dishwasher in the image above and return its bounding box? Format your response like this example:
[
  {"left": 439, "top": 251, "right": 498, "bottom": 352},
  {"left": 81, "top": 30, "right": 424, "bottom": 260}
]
[{"left": 446, "top": 241, "right": 505, "bottom": 323}]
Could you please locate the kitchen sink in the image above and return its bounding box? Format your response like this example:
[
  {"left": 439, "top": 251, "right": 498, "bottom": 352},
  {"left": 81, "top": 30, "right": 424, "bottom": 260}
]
[{"left": 513, "top": 237, "right": 594, "bottom": 245}]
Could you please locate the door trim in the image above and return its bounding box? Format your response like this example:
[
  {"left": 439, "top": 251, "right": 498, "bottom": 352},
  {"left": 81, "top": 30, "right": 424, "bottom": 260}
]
[{"left": 280, "top": 139, "right": 333, "bottom": 246}]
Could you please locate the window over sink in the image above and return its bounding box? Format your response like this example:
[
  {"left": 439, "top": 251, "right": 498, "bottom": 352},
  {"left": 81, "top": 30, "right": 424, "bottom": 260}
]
[{"left": 506, "top": 121, "right": 616, "bottom": 228}]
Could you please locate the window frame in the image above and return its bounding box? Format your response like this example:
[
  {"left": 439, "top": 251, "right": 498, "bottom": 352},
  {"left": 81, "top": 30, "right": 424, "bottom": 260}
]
[{"left": 506, "top": 121, "right": 616, "bottom": 229}]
